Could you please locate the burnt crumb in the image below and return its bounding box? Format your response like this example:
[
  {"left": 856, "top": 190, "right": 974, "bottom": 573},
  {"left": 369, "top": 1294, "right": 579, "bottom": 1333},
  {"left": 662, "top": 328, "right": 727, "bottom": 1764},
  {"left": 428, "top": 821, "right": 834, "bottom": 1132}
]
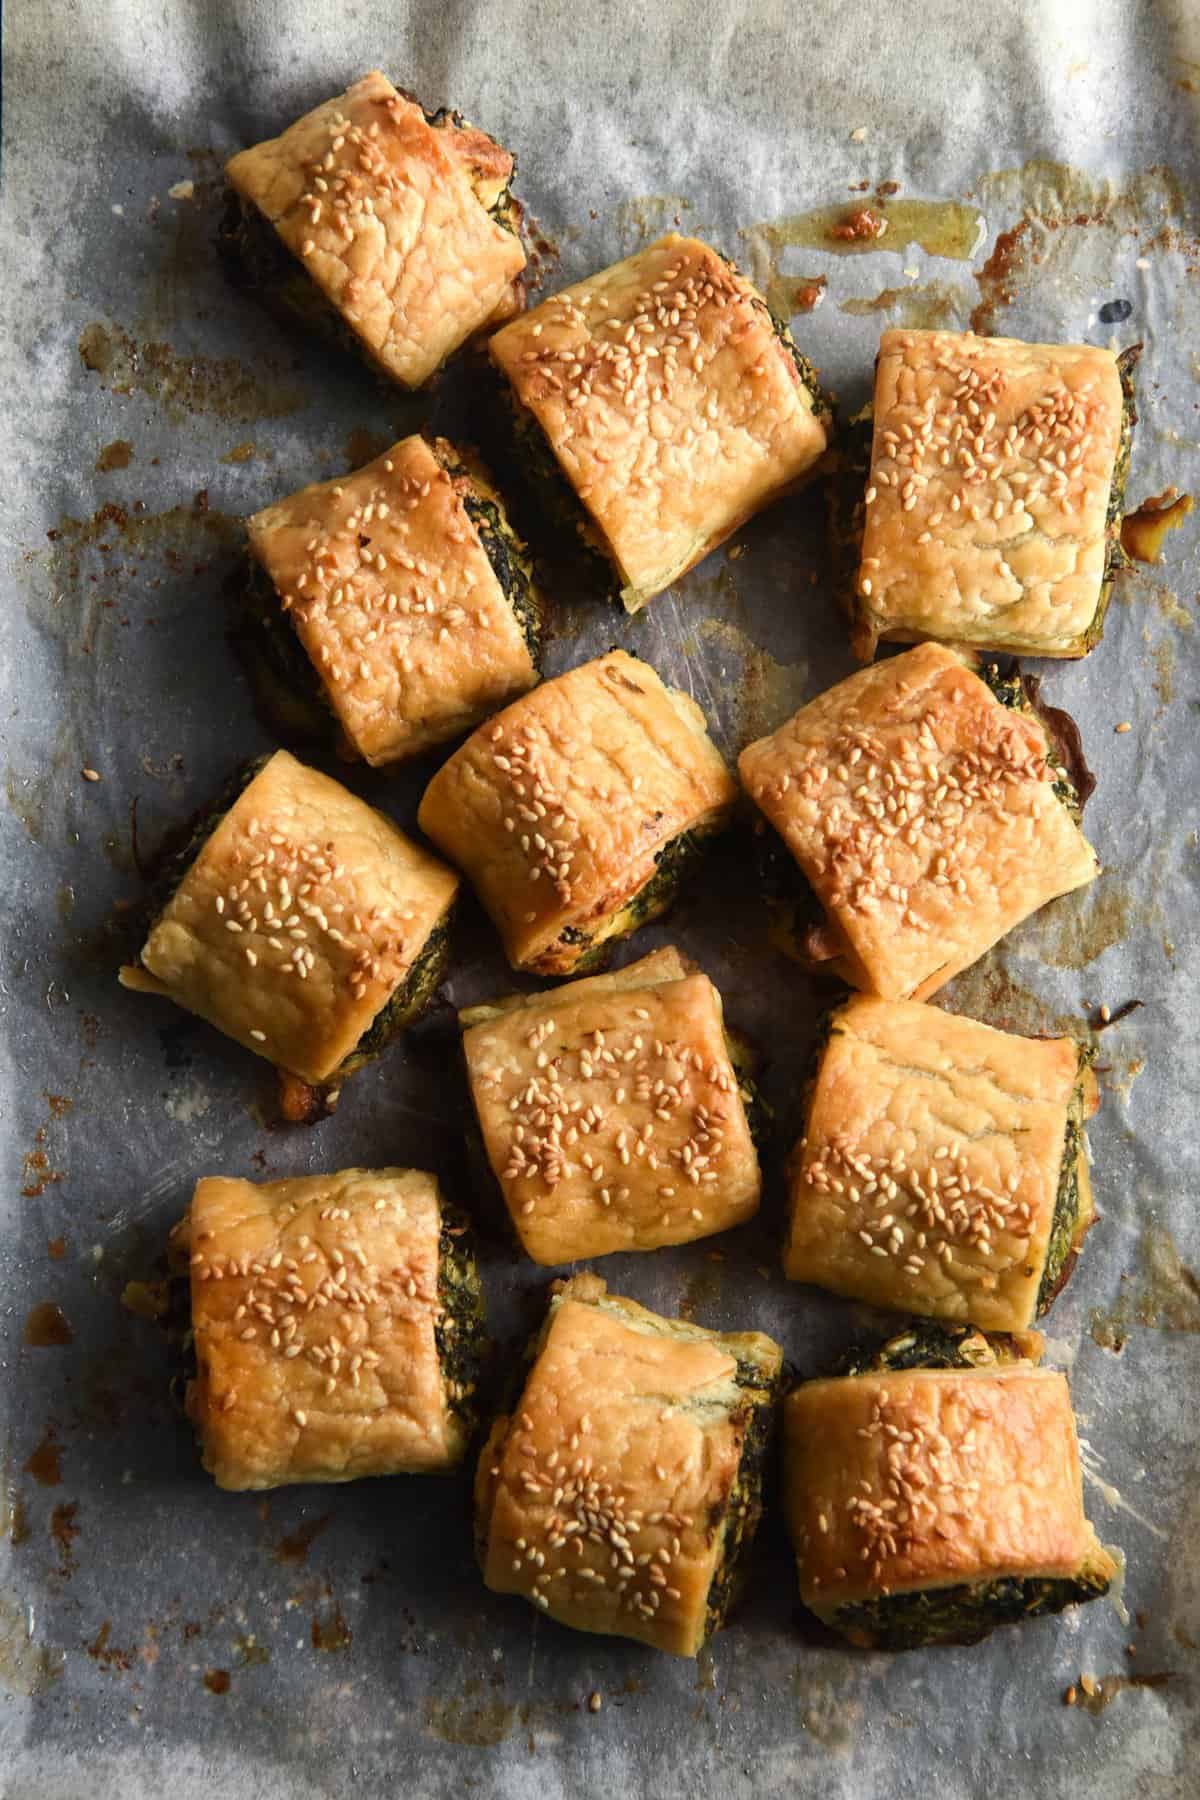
[{"left": 1099, "top": 298, "right": 1133, "bottom": 324}]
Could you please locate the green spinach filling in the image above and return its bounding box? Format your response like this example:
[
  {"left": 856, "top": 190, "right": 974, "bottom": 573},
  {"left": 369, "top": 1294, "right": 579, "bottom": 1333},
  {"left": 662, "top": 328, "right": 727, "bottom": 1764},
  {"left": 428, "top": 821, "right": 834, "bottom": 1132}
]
[
  {"left": 234, "top": 560, "right": 333, "bottom": 743},
  {"left": 336, "top": 910, "right": 454, "bottom": 1077},
  {"left": 432, "top": 450, "right": 542, "bottom": 666},
  {"left": 504, "top": 391, "right": 617, "bottom": 592},
  {"left": 829, "top": 1322, "right": 1110, "bottom": 1648},
  {"left": 702, "top": 1355, "right": 782, "bottom": 1640},
  {"left": 1088, "top": 343, "right": 1142, "bottom": 649},
  {"left": 1035, "top": 1047, "right": 1095, "bottom": 1315},
  {"left": 766, "top": 309, "right": 833, "bottom": 423},
  {"left": 980, "top": 662, "right": 1086, "bottom": 825},
  {"left": 435, "top": 1205, "right": 490, "bottom": 1439},
  {"left": 552, "top": 825, "right": 718, "bottom": 973},
  {"left": 138, "top": 755, "right": 271, "bottom": 955}
]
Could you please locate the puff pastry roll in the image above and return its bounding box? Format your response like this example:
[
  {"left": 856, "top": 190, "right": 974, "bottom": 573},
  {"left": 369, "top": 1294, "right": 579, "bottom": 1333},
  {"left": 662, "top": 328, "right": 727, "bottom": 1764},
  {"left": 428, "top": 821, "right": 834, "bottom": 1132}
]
[
  {"left": 784, "top": 995, "right": 1098, "bottom": 1330},
  {"left": 489, "top": 233, "right": 831, "bottom": 611},
  {"left": 119, "top": 750, "right": 458, "bottom": 1086},
  {"left": 783, "top": 1324, "right": 1116, "bottom": 1649},
  {"left": 224, "top": 71, "right": 526, "bottom": 388},
  {"left": 461, "top": 947, "right": 761, "bottom": 1264},
  {"left": 739, "top": 643, "right": 1098, "bottom": 1000},
  {"left": 418, "top": 650, "right": 736, "bottom": 974},
  {"left": 243, "top": 435, "right": 540, "bottom": 763},
  {"left": 475, "top": 1273, "right": 783, "bottom": 1655},
  {"left": 853, "top": 329, "right": 1139, "bottom": 660},
  {"left": 181, "top": 1169, "right": 486, "bottom": 1490}
]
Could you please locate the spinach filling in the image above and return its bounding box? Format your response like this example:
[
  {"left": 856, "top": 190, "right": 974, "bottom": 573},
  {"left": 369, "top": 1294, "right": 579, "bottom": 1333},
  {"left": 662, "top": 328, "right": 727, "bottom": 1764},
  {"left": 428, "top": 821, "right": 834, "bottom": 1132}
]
[
  {"left": 137, "top": 756, "right": 271, "bottom": 956},
  {"left": 435, "top": 1205, "right": 490, "bottom": 1441},
  {"left": 766, "top": 309, "right": 833, "bottom": 425},
  {"left": 751, "top": 820, "right": 831, "bottom": 968},
  {"left": 503, "top": 390, "right": 618, "bottom": 594},
  {"left": 1089, "top": 343, "right": 1142, "bottom": 649},
  {"left": 432, "top": 448, "right": 543, "bottom": 667},
  {"left": 702, "top": 1355, "right": 783, "bottom": 1640},
  {"left": 1035, "top": 1047, "right": 1095, "bottom": 1315},
  {"left": 828, "top": 1322, "right": 1110, "bottom": 1649},
  {"left": 550, "top": 824, "right": 718, "bottom": 974},
  {"left": 980, "top": 661, "right": 1089, "bottom": 825},
  {"left": 336, "top": 909, "right": 455, "bottom": 1078},
  {"left": 833, "top": 1568, "right": 1113, "bottom": 1652},
  {"left": 232, "top": 560, "right": 334, "bottom": 744}
]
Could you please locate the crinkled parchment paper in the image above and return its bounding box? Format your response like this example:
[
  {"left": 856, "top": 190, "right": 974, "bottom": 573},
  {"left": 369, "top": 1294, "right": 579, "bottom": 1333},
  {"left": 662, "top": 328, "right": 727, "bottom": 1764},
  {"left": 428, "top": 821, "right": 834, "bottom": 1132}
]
[{"left": 1, "top": 2, "right": 1198, "bottom": 1796}]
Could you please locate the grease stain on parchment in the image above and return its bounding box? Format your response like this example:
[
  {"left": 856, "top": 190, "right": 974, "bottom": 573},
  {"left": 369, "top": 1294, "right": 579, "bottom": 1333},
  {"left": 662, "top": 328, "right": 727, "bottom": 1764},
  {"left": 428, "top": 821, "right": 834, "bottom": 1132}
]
[
  {"left": 743, "top": 199, "right": 983, "bottom": 321},
  {"left": 840, "top": 280, "right": 971, "bottom": 330},
  {"left": 695, "top": 615, "right": 810, "bottom": 748},
  {"left": 1115, "top": 566, "right": 1195, "bottom": 632},
  {"left": 967, "top": 161, "right": 1194, "bottom": 334},
  {"left": 610, "top": 194, "right": 696, "bottom": 247},
  {"left": 1035, "top": 874, "right": 1159, "bottom": 972},
  {"left": 0, "top": 1589, "right": 64, "bottom": 1695},
  {"left": 940, "top": 955, "right": 1086, "bottom": 1039},
  {"left": 79, "top": 319, "right": 303, "bottom": 425},
  {"left": 425, "top": 1694, "right": 520, "bottom": 1747},
  {"left": 1090, "top": 1223, "right": 1200, "bottom": 1351}
]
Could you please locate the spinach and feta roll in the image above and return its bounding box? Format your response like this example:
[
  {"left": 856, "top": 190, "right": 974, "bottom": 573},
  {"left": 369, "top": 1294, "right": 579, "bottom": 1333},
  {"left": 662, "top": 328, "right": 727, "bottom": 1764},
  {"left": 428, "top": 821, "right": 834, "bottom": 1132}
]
[
  {"left": 243, "top": 435, "right": 541, "bottom": 764},
  {"left": 179, "top": 1169, "right": 487, "bottom": 1490},
  {"left": 783, "top": 1325, "right": 1116, "bottom": 1649},
  {"left": 852, "top": 328, "right": 1139, "bottom": 660},
  {"left": 739, "top": 643, "right": 1098, "bottom": 1001},
  {"left": 784, "top": 995, "right": 1099, "bottom": 1330},
  {"left": 119, "top": 750, "right": 458, "bottom": 1089},
  {"left": 418, "top": 650, "right": 736, "bottom": 975},
  {"left": 489, "top": 233, "right": 831, "bottom": 612},
  {"left": 475, "top": 1273, "right": 783, "bottom": 1656},
  {"left": 461, "top": 947, "right": 761, "bottom": 1264},
  {"left": 223, "top": 71, "right": 526, "bottom": 389}
]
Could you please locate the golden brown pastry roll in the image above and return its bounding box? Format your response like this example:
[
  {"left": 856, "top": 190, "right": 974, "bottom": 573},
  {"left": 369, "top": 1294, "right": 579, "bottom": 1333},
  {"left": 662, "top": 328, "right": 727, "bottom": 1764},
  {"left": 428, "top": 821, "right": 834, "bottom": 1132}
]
[
  {"left": 119, "top": 750, "right": 458, "bottom": 1085},
  {"left": 784, "top": 995, "right": 1098, "bottom": 1330},
  {"left": 225, "top": 71, "right": 526, "bottom": 389},
  {"left": 489, "top": 233, "right": 831, "bottom": 611},
  {"left": 418, "top": 650, "right": 736, "bottom": 974},
  {"left": 783, "top": 1325, "right": 1116, "bottom": 1649},
  {"left": 461, "top": 947, "right": 761, "bottom": 1264},
  {"left": 182, "top": 1168, "right": 487, "bottom": 1490},
  {"left": 738, "top": 643, "right": 1098, "bottom": 1001},
  {"left": 853, "top": 329, "right": 1139, "bottom": 660},
  {"left": 244, "top": 435, "right": 540, "bottom": 763},
  {"left": 475, "top": 1273, "right": 782, "bottom": 1655}
]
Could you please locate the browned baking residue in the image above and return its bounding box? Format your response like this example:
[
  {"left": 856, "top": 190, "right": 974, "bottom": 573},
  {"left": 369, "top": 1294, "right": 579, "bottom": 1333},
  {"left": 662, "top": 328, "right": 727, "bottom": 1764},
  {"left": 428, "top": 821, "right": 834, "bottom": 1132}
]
[
  {"left": 1122, "top": 492, "right": 1194, "bottom": 563},
  {"left": 425, "top": 1694, "right": 520, "bottom": 1746},
  {"left": 50, "top": 1501, "right": 80, "bottom": 1575},
  {"left": 23, "top": 1432, "right": 62, "bottom": 1487},
  {"left": 310, "top": 1605, "right": 352, "bottom": 1653},
  {"left": 831, "top": 207, "right": 888, "bottom": 242},
  {"left": 88, "top": 1619, "right": 135, "bottom": 1673},
  {"left": 221, "top": 441, "right": 257, "bottom": 464},
  {"left": 968, "top": 160, "right": 1196, "bottom": 334},
  {"left": 275, "top": 1512, "right": 334, "bottom": 1565},
  {"left": 44, "top": 1093, "right": 71, "bottom": 1120},
  {"left": 1070, "top": 1670, "right": 1172, "bottom": 1715},
  {"left": 24, "top": 1302, "right": 74, "bottom": 1347},
  {"left": 1090, "top": 1224, "right": 1200, "bottom": 1351},
  {"left": 95, "top": 439, "right": 134, "bottom": 473},
  {"left": 203, "top": 1667, "right": 232, "bottom": 1694},
  {"left": 941, "top": 957, "right": 1084, "bottom": 1039},
  {"left": 612, "top": 194, "right": 695, "bottom": 246},
  {"left": 840, "top": 280, "right": 970, "bottom": 331},
  {"left": 235, "top": 1633, "right": 271, "bottom": 1666},
  {"left": 78, "top": 319, "right": 303, "bottom": 424}
]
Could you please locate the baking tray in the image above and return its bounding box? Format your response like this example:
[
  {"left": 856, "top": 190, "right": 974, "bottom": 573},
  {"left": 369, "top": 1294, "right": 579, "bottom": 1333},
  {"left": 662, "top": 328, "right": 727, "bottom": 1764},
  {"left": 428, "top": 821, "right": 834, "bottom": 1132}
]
[{"left": 1, "top": 2, "right": 1198, "bottom": 1795}]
